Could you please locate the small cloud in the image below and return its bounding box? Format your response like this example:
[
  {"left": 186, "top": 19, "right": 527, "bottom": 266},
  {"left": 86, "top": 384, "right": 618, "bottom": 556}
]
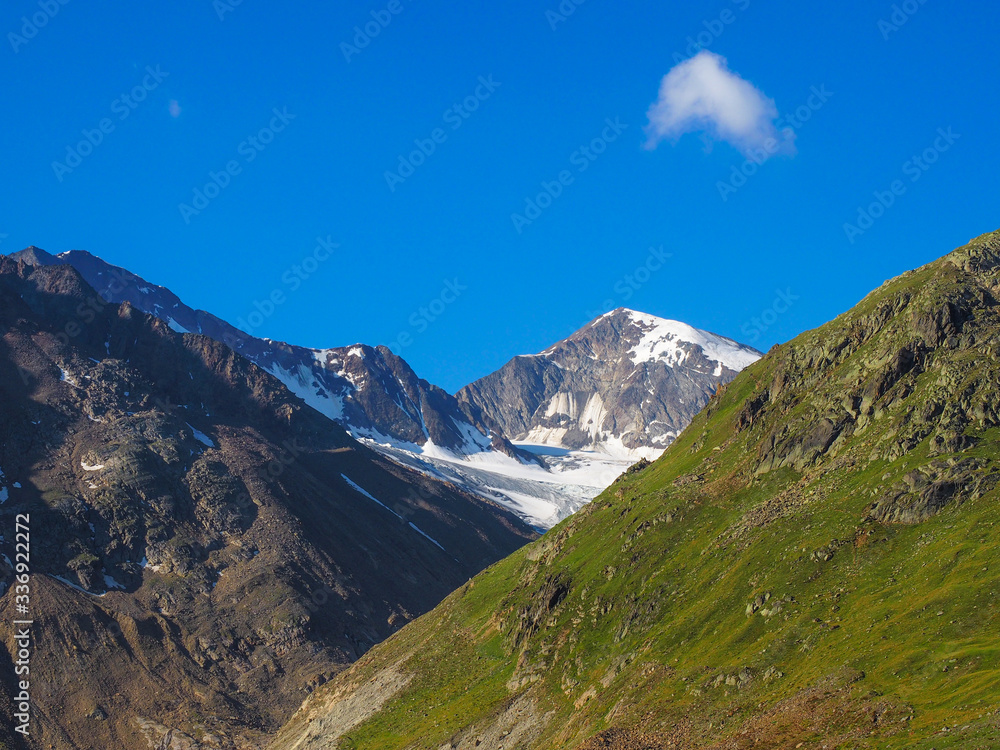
[
  {"left": 168, "top": 100, "right": 182, "bottom": 118},
  {"left": 644, "top": 51, "right": 793, "bottom": 156}
]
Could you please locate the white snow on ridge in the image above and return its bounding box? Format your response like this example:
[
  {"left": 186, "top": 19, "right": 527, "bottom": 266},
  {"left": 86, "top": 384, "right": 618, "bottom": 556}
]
[
  {"left": 50, "top": 575, "right": 110, "bottom": 597},
  {"left": 408, "top": 522, "right": 446, "bottom": 551},
  {"left": 352, "top": 423, "right": 495, "bottom": 463},
  {"left": 448, "top": 418, "right": 493, "bottom": 454},
  {"left": 81, "top": 461, "right": 105, "bottom": 471},
  {"left": 619, "top": 309, "right": 760, "bottom": 372},
  {"left": 267, "top": 362, "right": 347, "bottom": 421},
  {"left": 363, "top": 435, "right": 638, "bottom": 530}
]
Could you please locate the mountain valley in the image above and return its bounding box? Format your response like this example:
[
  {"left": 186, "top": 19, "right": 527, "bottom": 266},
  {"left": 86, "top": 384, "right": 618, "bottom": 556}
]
[{"left": 271, "top": 229, "right": 1000, "bottom": 749}]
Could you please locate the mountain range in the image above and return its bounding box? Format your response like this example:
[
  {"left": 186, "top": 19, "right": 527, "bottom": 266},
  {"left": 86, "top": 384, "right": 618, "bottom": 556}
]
[
  {"left": 9, "top": 247, "right": 760, "bottom": 528},
  {"left": 270, "top": 227, "right": 1000, "bottom": 749},
  {"left": 4, "top": 229, "right": 1000, "bottom": 749},
  {"left": 0, "top": 244, "right": 761, "bottom": 749}
]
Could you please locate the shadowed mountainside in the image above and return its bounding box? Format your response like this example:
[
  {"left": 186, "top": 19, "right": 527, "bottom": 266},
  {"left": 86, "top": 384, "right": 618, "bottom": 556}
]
[{"left": 0, "top": 257, "right": 536, "bottom": 749}]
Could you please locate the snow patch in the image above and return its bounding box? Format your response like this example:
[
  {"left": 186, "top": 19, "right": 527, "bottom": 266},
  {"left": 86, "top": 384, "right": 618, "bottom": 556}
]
[
  {"left": 186, "top": 423, "right": 216, "bottom": 448},
  {"left": 267, "top": 362, "right": 347, "bottom": 421},
  {"left": 363, "top": 436, "right": 649, "bottom": 530},
  {"left": 408, "top": 522, "right": 446, "bottom": 551},
  {"left": 342, "top": 474, "right": 449, "bottom": 550},
  {"left": 50, "top": 575, "right": 108, "bottom": 597},
  {"left": 341, "top": 474, "right": 403, "bottom": 520}
]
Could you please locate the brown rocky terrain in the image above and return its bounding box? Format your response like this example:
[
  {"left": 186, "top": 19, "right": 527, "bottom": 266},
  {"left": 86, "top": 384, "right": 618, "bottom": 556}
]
[{"left": 0, "top": 257, "right": 535, "bottom": 749}]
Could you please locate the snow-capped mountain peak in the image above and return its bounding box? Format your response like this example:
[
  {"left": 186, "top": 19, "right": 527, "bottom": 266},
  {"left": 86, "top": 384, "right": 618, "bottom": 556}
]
[
  {"left": 460, "top": 307, "right": 762, "bottom": 460},
  {"left": 612, "top": 308, "right": 762, "bottom": 373},
  {"left": 10, "top": 249, "right": 761, "bottom": 531}
]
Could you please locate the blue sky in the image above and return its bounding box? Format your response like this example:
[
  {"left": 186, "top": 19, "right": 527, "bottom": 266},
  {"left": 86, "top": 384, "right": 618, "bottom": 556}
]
[{"left": 2, "top": 0, "right": 997, "bottom": 392}]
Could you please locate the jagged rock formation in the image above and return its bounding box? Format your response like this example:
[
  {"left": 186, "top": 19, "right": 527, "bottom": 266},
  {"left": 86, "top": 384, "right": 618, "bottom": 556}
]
[{"left": 10, "top": 249, "right": 761, "bottom": 530}]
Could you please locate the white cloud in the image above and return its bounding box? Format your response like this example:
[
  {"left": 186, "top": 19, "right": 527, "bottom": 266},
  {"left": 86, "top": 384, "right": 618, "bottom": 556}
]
[{"left": 644, "top": 51, "right": 793, "bottom": 156}]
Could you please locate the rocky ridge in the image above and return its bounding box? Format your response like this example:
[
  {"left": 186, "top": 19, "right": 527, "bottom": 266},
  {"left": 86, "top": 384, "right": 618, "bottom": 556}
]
[{"left": 459, "top": 308, "right": 761, "bottom": 457}]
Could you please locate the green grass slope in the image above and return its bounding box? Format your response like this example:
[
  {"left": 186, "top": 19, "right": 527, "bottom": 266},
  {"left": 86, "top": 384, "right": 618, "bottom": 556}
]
[{"left": 272, "top": 229, "right": 1000, "bottom": 750}]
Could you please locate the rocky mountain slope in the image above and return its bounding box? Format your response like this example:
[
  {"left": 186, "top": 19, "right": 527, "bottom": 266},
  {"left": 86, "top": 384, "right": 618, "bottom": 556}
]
[
  {"left": 458, "top": 308, "right": 761, "bottom": 458},
  {"left": 272, "top": 228, "right": 1000, "bottom": 749},
  {"left": 10, "top": 248, "right": 529, "bottom": 462},
  {"left": 0, "top": 258, "right": 535, "bottom": 749}
]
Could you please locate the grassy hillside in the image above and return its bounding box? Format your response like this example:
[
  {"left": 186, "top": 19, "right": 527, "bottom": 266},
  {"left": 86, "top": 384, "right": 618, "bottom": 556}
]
[{"left": 272, "top": 229, "right": 1000, "bottom": 750}]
